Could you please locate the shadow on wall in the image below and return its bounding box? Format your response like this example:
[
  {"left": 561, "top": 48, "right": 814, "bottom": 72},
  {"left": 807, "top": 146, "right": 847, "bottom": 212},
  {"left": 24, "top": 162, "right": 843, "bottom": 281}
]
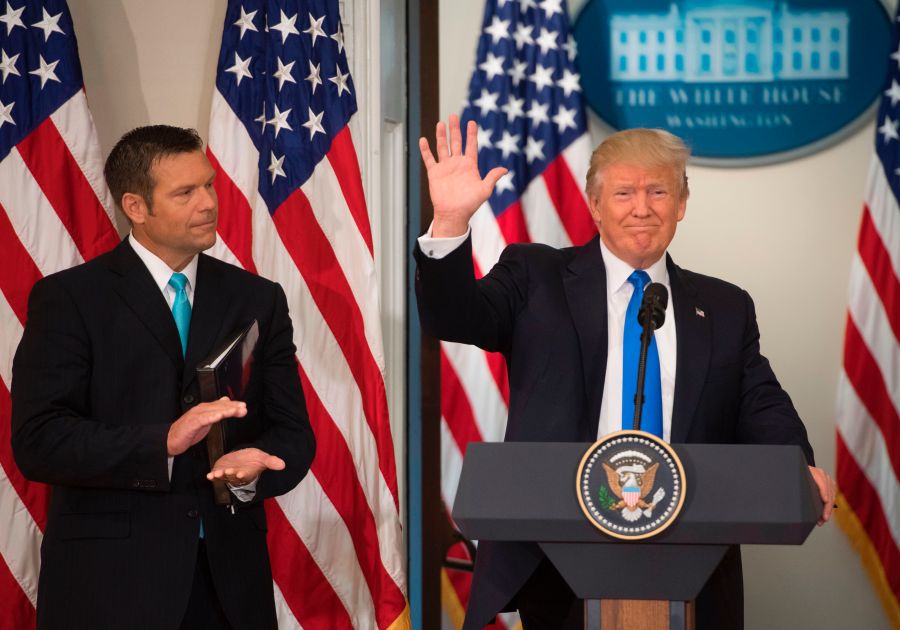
[{"left": 68, "top": 0, "right": 148, "bottom": 235}]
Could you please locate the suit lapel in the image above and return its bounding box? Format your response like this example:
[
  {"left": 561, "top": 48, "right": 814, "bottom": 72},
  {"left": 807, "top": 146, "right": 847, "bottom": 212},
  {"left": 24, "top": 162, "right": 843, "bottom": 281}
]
[
  {"left": 563, "top": 236, "right": 607, "bottom": 440},
  {"left": 107, "top": 240, "right": 185, "bottom": 371},
  {"left": 668, "top": 257, "right": 711, "bottom": 443},
  {"left": 183, "top": 254, "right": 231, "bottom": 391}
]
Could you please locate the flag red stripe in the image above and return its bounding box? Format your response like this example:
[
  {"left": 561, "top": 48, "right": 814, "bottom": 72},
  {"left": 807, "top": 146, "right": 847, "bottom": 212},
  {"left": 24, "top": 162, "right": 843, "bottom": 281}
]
[
  {"left": 440, "top": 350, "right": 485, "bottom": 452},
  {"left": 859, "top": 205, "right": 900, "bottom": 342},
  {"left": 843, "top": 317, "right": 900, "bottom": 479},
  {"left": 298, "top": 365, "right": 407, "bottom": 627},
  {"left": 271, "top": 189, "right": 399, "bottom": 507},
  {"left": 484, "top": 351, "right": 510, "bottom": 407},
  {"left": 0, "top": 380, "right": 49, "bottom": 531},
  {"left": 0, "top": 203, "right": 42, "bottom": 324},
  {"left": 266, "top": 500, "right": 355, "bottom": 630},
  {"left": 0, "top": 551, "right": 35, "bottom": 630},
  {"left": 495, "top": 201, "right": 530, "bottom": 245},
  {"left": 541, "top": 155, "right": 594, "bottom": 246},
  {"left": 325, "top": 127, "right": 374, "bottom": 256},
  {"left": 15, "top": 119, "right": 118, "bottom": 261},
  {"left": 207, "top": 149, "right": 257, "bottom": 274},
  {"left": 836, "top": 435, "right": 900, "bottom": 595}
]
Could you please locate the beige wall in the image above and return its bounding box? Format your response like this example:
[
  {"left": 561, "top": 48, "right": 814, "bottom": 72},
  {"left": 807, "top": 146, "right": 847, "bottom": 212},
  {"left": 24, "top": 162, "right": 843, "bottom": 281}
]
[
  {"left": 69, "top": 1, "right": 225, "bottom": 166},
  {"left": 441, "top": 1, "right": 892, "bottom": 628}
]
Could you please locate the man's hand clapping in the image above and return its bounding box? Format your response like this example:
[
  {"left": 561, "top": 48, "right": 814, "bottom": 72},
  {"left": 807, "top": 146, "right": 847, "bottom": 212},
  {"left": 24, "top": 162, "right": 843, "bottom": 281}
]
[
  {"left": 166, "top": 396, "right": 247, "bottom": 456},
  {"left": 207, "top": 448, "right": 285, "bottom": 486}
]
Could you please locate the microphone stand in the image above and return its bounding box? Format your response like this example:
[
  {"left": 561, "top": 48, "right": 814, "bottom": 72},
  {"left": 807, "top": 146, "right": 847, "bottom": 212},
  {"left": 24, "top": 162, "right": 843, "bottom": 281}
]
[{"left": 631, "top": 318, "right": 655, "bottom": 432}]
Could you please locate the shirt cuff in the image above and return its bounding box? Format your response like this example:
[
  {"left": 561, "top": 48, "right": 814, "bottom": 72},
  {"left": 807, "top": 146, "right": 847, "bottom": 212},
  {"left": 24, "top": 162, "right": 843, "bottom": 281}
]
[
  {"left": 167, "top": 456, "right": 173, "bottom": 480},
  {"left": 417, "top": 222, "right": 470, "bottom": 259},
  {"left": 228, "top": 478, "right": 259, "bottom": 502}
]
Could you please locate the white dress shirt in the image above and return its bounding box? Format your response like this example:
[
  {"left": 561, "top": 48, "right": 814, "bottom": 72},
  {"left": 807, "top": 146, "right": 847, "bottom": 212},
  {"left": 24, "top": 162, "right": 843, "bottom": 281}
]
[
  {"left": 596, "top": 239, "right": 676, "bottom": 442},
  {"left": 417, "top": 224, "right": 678, "bottom": 442},
  {"left": 128, "top": 234, "right": 256, "bottom": 500}
]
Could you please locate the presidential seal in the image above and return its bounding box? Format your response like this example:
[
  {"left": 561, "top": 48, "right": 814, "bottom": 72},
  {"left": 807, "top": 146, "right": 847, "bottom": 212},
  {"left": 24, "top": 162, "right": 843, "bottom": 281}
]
[{"left": 576, "top": 430, "right": 686, "bottom": 540}]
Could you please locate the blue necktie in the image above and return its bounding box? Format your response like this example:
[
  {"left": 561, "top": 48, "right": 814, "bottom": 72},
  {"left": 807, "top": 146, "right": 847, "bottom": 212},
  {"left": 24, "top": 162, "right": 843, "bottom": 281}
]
[
  {"left": 168, "top": 273, "right": 203, "bottom": 537},
  {"left": 167, "top": 273, "right": 191, "bottom": 357},
  {"left": 622, "top": 270, "right": 663, "bottom": 437}
]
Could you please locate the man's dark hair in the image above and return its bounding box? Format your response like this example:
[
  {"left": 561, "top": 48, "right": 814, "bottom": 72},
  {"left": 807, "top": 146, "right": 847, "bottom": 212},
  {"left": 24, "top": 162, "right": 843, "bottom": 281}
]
[{"left": 104, "top": 125, "right": 204, "bottom": 212}]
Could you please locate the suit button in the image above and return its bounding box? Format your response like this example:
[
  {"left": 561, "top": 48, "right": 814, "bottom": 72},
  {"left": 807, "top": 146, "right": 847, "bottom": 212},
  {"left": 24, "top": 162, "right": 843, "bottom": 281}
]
[
  {"left": 187, "top": 509, "right": 199, "bottom": 518},
  {"left": 183, "top": 393, "right": 195, "bottom": 405}
]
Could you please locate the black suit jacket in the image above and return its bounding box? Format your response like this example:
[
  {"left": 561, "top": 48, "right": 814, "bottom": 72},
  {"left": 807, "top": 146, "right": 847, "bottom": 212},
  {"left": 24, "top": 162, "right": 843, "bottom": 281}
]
[
  {"left": 414, "top": 235, "right": 813, "bottom": 629},
  {"left": 11, "top": 240, "right": 316, "bottom": 630}
]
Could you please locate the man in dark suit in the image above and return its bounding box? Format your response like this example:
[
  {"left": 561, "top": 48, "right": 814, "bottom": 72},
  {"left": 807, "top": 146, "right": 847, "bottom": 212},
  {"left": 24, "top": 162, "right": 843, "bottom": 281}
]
[
  {"left": 11, "top": 125, "right": 315, "bottom": 630},
  {"left": 414, "top": 116, "right": 835, "bottom": 629}
]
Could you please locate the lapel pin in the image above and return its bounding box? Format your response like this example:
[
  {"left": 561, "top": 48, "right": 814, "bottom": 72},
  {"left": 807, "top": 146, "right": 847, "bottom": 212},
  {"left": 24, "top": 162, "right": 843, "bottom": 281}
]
[{"left": 695, "top": 307, "right": 705, "bottom": 318}]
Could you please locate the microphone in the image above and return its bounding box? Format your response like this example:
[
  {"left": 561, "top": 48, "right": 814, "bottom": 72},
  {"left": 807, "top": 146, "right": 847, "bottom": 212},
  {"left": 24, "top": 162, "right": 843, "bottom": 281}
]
[
  {"left": 631, "top": 282, "right": 668, "bottom": 432},
  {"left": 638, "top": 283, "right": 668, "bottom": 330}
]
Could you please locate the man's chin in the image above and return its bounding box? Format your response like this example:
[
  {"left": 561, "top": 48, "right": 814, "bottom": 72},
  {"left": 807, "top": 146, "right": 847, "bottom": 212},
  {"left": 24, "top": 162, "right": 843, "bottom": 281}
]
[{"left": 197, "top": 233, "right": 217, "bottom": 252}]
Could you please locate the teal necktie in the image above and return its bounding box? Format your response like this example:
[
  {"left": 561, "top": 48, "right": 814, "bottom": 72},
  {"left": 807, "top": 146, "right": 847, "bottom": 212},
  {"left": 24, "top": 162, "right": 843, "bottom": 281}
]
[
  {"left": 622, "top": 270, "right": 663, "bottom": 437},
  {"left": 168, "top": 273, "right": 203, "bottom": 537},
  {"left": 167, "top": 273, "right": 191, "bottom": 356}
]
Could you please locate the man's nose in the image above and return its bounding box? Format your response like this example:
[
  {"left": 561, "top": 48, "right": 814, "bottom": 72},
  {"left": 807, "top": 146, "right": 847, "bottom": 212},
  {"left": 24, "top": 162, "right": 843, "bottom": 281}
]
[
  {"left": 631, "top": 192, "right": 651, "bottom": 216},
  {"left": 199, "top": 185, "right": 218, "bottom": 209}
]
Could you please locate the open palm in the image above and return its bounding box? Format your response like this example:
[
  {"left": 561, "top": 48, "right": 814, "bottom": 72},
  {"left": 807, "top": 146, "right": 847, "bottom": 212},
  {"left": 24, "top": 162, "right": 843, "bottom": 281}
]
[{"left": 419, "top": 115, "right": 507, "bottom": 237}]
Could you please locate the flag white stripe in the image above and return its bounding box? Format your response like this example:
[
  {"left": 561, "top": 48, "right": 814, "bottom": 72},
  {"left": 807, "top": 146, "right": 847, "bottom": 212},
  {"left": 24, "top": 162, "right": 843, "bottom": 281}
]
[
  {"left": 300, "top": 160, "right": 387, "bottom": 367},
  {"left": 440, "top": 417, "right": 464, "bottom": 507},
  {"left": 470, "top": 202, "right": 508, "bottom": 275},
  {"left": 48, "top": 91, "right": 116, "bottom": 222},
  {"left": 443, "top": 342, "right": 507, "bottom": 443},
  {"left": 866, "top": 159, "right": 900, "bottom": 276},
  {"left": 277, "top": 475, "right": 377, "bottom": 629},
  {"left": 0, "top": 295, "right": 22, "bottom": 387},
  {"left": 205, "top": 237, "right": 242, "bottom": 268},
  {"left": 521, "top": 174, "right": 571, "bottom": 249},
  {"left": 0, "top": 150, "right": 83, "bottom": 277},
  {"left": 273, "top": 582, "right": 305, "bottom": 630},
  {"left": 561, "top": 133, "right": 593, "bottom": 205},
  {"left": 847, "top": 255, "right": 900, "bottom": 402},
  {"left": 209, "top": 91, "right": 261, "bottom": 205},
  {"left": 0, "top": 465, "right": 42, "bottom": 606},
  {"left": 836, "top": 371, "right": 900, "bottom": 547}
]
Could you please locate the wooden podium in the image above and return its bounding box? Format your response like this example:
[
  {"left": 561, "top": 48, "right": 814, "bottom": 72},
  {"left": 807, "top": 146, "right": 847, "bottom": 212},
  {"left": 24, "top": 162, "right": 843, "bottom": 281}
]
[{"left": 452, "top": 442, "right": 820, "bottom": 629}]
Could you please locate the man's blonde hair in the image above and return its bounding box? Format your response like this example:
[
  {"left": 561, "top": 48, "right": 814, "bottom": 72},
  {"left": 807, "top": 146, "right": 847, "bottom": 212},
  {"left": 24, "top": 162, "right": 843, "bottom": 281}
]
[{"left": 585, "top": 128, "right": 691, "bottom": 199}]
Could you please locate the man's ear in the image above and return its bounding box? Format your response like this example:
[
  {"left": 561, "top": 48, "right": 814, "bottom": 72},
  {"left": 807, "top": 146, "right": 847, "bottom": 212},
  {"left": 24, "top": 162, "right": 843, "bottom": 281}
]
[
  {"left": 676, "top": 195, "right": 688, "bottom": 222},
  {"left": 588, "top": 193, "right": 603, "bottom": 225},
  {"left": 120, "top": 192, "right": 148, "bottom": 225}
]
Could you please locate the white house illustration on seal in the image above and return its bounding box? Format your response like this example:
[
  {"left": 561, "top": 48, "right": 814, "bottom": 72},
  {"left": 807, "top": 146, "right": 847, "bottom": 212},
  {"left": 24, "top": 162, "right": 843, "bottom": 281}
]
[{"left": 609, "top": 0, "right": 849, "bottom": 82}]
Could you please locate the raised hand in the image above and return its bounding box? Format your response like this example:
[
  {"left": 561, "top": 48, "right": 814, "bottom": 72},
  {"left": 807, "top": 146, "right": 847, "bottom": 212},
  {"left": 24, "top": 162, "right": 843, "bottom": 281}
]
[{"left": 419, "top": 114, "right": 508, "bottom": 237}]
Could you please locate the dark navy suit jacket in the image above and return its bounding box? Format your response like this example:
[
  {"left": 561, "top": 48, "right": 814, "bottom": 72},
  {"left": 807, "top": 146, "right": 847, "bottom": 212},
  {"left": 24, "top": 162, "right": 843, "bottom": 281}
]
[
  {"left": 12, "top": 240, "right": 316, "bottom": 630},
  {"left": 415, "top": 234, "right": 813, "bottom": 629}
]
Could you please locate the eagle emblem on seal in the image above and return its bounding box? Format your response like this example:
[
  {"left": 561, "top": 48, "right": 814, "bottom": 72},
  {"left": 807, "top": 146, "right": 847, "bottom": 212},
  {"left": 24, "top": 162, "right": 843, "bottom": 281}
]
[{"left": 602, "top": 450, "right": 667, "bottom": 523}]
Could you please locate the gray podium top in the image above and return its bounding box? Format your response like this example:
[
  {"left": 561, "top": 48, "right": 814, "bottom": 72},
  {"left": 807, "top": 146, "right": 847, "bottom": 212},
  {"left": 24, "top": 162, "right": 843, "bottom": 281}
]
[{"left": 453, "top": 442, "right": 820, "bottom": 546}]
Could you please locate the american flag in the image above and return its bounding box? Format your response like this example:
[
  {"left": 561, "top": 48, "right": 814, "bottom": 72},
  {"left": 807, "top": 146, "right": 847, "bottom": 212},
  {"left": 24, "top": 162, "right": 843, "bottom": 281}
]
[
  {"left": 206, "top": 1, "right": 408, "bottom": 628},
  {"left": 438, "top": 0, "right": 594, "bottom": 626},
  {"left": 835, "top": 3, "right": 900, "bottom": 626},
  {"left": 0, "top": 1, "right": 120, "bottom": 626}
]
